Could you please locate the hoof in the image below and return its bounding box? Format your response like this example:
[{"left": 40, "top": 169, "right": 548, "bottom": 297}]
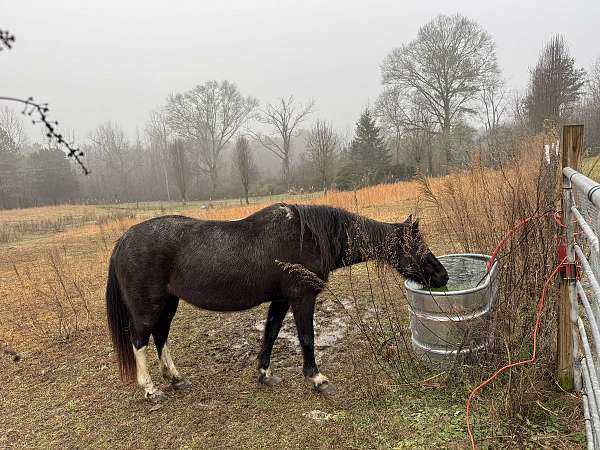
[
  {"left": 146, "top": 389, "right": 168, "bottom": 403},
  {"left": 173, "top": 378, "right": 192, "bottom": 391},
  {"left": 315, "top": 381, "right": 336, "bottom": 396},
  {"left": 258, "top": 373, "right": 283, "bottom": 387}
]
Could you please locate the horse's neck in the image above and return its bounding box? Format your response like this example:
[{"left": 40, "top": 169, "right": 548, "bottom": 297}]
[{"left": 340, "top": 218, "right": 393, "bottom": 267}]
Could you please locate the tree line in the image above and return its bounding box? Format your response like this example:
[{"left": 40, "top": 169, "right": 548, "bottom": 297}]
[{"left": 1, "top": 14, "right": 599, "bottom": 209}]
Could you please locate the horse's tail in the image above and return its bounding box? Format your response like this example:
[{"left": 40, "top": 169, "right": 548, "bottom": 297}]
[{"left": 106, "top": 257, "right": 136, "bottom": 382}]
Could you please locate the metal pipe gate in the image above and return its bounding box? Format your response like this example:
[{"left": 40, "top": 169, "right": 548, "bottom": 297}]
[{"left": 564, "top": 166, "right": 600, "bottom": 449}]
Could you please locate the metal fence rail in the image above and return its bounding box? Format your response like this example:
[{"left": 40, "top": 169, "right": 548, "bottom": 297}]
[{"left": 564, "top": 167, "right": 600, "bottom": 449}]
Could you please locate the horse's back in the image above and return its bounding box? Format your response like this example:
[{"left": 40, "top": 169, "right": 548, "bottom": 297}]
[{"left": 110, "top": 206, "right": 307, "bottom": 311}]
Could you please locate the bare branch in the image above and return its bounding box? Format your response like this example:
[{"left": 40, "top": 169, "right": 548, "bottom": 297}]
[
  {"left": 0, "top": 29, "right": 15, "bottom": 51},
  {"left": 0, "top": 96, "right": 89, "bottom": 174}
]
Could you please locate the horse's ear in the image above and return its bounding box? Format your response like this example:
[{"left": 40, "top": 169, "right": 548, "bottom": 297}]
[
  {"left": 404, "top": 214, "right": 413, "bottom": 224},
  {"left": 412, "top": 219, "right": 420, "bottom": 231}
]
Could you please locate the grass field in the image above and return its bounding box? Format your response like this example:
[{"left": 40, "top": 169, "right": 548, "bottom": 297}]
[{"left": 0, "top": 180, "right": 584, "bottom": 449}]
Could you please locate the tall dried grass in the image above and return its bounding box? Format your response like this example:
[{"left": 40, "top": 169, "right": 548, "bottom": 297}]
[
  {"left": 418, "top": 132, "right": 570, "bottom": 437},
  {"left": 196, "top": 180, "right": 432, "bottom": 223},
  {"left": 0, "top": 217, "right": 129, "bottom": 349},
  {"left": 421, "top": 132, "right": 560, "bottom": 373},
  {"left": 0, "top": 206, "right": 136, "bottom": 244},
  {"left": 10, "top": 249, "right": 94, "bottom": 342}
]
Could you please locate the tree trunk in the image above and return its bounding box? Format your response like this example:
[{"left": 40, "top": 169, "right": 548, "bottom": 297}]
[
  {"left": 427, "top": 134, "right": 433, "bottom": 176},
  {"left": 442, "top": 123, "right": 452, "bottom": 173},
  {"left": 161, "top": 157, "right": 171, "bottom": 201},
  {"left": 395, "top": 131, "right": 401, "bottom": 165},
  {"left": 282, "top": 157, "right": 291, "bottom": 189},
  {"left": 209, "top": 165, "right": 218, "bottom": 199}
]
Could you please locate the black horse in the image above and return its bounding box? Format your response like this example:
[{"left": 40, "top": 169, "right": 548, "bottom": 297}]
[{"left": 106, "top": 203, "right": 448, "bottom": 401}]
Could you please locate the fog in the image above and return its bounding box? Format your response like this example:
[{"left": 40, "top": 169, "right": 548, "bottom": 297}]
[{"left": 4, "top": 0, "right": 599, "bottom": 139}]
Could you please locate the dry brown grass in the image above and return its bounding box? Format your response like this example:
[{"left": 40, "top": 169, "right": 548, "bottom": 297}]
[
  {"left": 194, "top": 180, "right": 434, "bottom": 223},
  {"left": 418, "top": 131, "right": 583, "bottom": 445},
  {"left": 0, "top": 205, "right": 137, "bottom": 244}
]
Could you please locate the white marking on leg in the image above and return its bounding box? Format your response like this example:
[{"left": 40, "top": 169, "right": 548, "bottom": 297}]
[
  {"left": 159, "top": 343, "right": 181, "bottom": 382},
  {"left": 309, "top": 372, "right": 329, "bottom": 386},
  {"left": 258, "top": 365, "right": 282, "bottom": 385},
  {"left": 259, "top": 366, "right": 272, "bottom": 379},
  {"left": 133, "top": 345, "right": 159, "bottom": 397}
]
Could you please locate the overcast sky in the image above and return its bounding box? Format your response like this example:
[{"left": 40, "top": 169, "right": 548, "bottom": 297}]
[{"left": 3, "top": 0, "right": 599, "bottom": 143}]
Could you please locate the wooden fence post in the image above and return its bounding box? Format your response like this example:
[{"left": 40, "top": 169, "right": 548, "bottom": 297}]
[{"left": 557, "top": 124, "right": 584, "bottom": 391}]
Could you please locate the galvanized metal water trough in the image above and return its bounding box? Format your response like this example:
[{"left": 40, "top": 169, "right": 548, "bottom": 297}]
[{"left": 404, "top": 254, "right": 499, "bottom": 369}]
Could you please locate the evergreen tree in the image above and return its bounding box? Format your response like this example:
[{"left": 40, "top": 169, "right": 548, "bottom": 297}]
[
  {"left": 525, "top": 35, "right": 586, "bottom": 130},
  {"left": 335, "top": 109, "right": 391, "bottom": 189}
]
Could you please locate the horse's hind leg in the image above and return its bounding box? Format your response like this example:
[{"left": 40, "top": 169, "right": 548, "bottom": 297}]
[
  {"left": 257, "top": 300, "right": 289, "bottom": 386},
  {"left": 126, "top": 291, "right": 171, "bottom": 402},
  {"left": 131, "top": 322, "right": 167, "bottom": 402},
  {"left": 152, "top": 296, "right": 190, "bottom": 391}
]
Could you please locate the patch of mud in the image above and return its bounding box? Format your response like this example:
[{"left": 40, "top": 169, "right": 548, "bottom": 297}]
[{"left": 253, "top": 298, "right": 354, "bottom": 350}]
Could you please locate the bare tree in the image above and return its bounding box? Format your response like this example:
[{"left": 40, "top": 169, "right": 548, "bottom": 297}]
[
  {"left": 169, "top": 139, "right": 188, "bottom": 204},
  {"left": 166, "top": 80, "right": 258, "bottom": 198},
  {"left": 89, "top": 122, "right": 130, "bottom": 200},
  {"left": 251, "top": 96, "right": 314, "bottom": 188},
  {"left": 375, "top": 87, "right": 409, "bottom": 165},
  {"left": 232, "top": 135, "right": 256, "bottom": 204},
  {"left": 305, "top": 120, "right": 338, "bottom": 191},
  {"left": 0, "top": 107, "right": 26, "bottom": 149},
  {"left": 405, "top": 99, "right": 437, "bottom": 175},
  {"left": 591, "top": 59, "right": 600, "bottom": 101},
  {"left": 524, "top": 35, "right": 586, "bottom": 131},
  {"left": 145, "top": 110, "right": 172, "bottom": 201},
  {"left": 584, "top": 59, "right": 600, "bottom": 152},
  {"left": 574, "top": 58, "right": 600, "bottom": 153},
  {"left": 479, "top": 76, "right": 508, "bottom": 158},
  {"left": 382, "top": 14, "right": 498, "bottom": 168}
]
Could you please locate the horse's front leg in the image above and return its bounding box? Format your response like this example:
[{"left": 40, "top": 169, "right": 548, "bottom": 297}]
[
  {"left": 257, "top": 300, "right": 289, "bottom": 386},
  {"left": 291, "top": 295, "right": 336, "bottom": 395}
]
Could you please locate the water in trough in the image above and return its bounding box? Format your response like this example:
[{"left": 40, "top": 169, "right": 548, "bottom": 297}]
[{"left": 428, "top": 254, "right": 490, "bottom": 292}]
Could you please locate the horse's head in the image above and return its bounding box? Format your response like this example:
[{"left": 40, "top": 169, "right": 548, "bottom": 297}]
[{"left": 389, "top": 216, "right": 448, "bottom": 288}]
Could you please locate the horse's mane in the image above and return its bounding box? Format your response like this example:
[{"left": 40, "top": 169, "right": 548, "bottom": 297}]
[{"left": 288, "top": 203, "right": 391, "bottom": 275}]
